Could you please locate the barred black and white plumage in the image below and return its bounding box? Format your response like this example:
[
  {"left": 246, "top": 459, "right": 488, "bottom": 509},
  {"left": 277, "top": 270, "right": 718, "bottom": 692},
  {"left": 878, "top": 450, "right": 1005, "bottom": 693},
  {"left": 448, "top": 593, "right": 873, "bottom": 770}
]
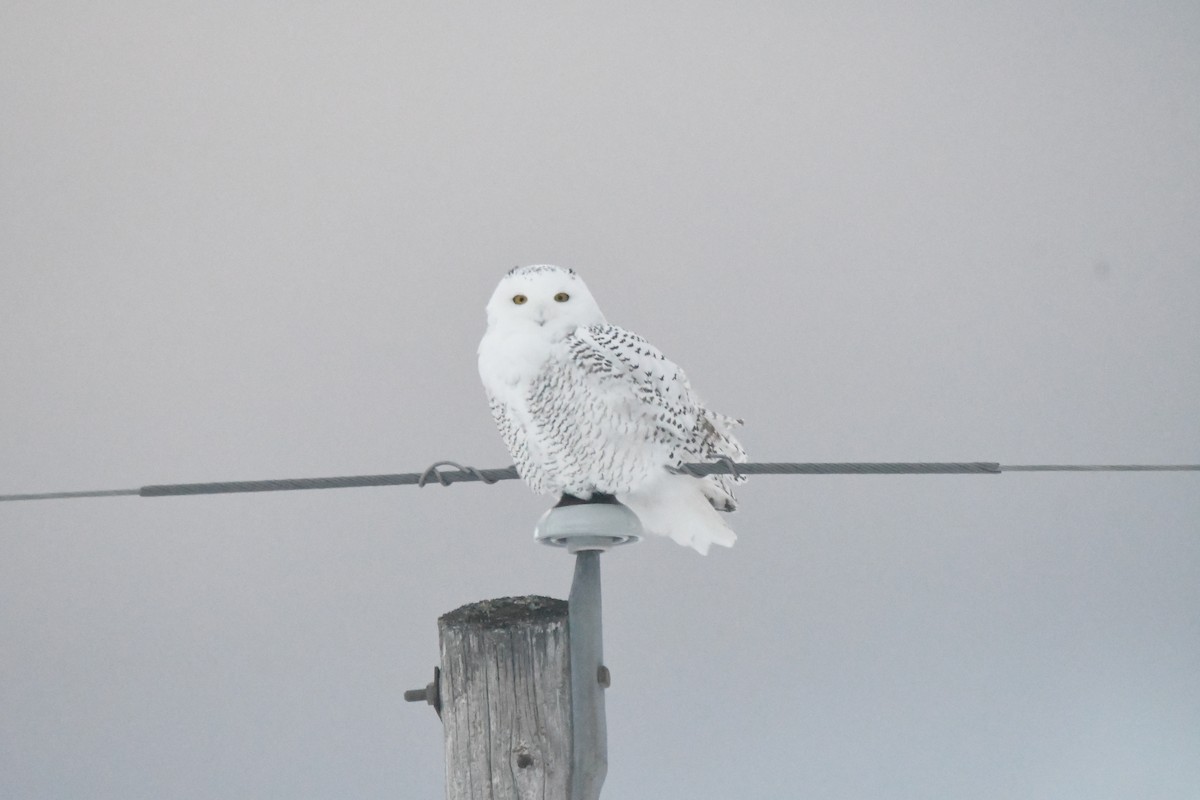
[{"left": 478, "top": 265, "right": 747, "bottom": 554}]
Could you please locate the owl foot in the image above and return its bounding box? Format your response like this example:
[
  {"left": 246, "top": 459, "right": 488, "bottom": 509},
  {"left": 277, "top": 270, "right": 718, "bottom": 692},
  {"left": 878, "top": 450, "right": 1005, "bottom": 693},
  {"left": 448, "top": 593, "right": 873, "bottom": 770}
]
[{"left": 555, "top": 492, "right": 619, "bottom": 507}]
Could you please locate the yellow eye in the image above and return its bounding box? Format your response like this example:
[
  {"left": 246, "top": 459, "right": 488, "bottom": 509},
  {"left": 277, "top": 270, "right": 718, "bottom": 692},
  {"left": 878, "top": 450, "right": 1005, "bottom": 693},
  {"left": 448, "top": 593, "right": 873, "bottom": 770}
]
[
  {"left": 554, "top": 292, "right": 570, "bottom": 302},
  {"left": 512, "top": 294, "right": 527, "bottom": 305}
]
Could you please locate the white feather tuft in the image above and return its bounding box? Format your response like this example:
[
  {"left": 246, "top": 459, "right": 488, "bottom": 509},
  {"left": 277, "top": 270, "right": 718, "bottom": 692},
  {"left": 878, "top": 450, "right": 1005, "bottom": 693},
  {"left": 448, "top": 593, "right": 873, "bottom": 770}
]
[{"left": 620, "top": 473, "right": 737, "bottom": 555}]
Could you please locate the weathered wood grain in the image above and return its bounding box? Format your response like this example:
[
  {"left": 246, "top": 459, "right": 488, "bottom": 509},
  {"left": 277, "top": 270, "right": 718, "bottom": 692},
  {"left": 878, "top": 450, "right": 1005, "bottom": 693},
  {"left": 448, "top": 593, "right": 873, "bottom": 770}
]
[{"left": 438, "top": 596, "right": 571, "bottom": 800}]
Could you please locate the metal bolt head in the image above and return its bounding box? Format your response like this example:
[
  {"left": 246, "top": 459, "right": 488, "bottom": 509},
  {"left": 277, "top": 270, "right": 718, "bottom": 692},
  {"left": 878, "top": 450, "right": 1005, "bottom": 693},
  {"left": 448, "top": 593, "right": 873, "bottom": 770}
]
[
  {"left": 403, "top": 666, "right": 442, "bottom": 717},
  {"left": 597, "top": 665, "right": 611, "bottom": 688}
]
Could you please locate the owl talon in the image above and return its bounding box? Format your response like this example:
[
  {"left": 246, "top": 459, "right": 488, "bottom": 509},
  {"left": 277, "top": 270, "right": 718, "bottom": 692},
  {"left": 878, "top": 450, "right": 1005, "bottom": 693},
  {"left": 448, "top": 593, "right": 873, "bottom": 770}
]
[{"left": 555, "top": 492, "right": 619, "bottom": 507}]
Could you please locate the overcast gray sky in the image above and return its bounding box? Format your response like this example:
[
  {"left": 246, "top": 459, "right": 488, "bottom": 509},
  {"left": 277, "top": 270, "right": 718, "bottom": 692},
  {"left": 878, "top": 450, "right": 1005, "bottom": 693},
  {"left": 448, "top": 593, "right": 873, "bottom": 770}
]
[{"left": 2, "top": 2, "right": 1198, "bottom": 798}]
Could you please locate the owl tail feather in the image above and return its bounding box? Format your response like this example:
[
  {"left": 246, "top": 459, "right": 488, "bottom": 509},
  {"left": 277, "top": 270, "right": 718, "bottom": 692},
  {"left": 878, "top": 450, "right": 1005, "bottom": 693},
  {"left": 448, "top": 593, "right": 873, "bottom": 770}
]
[{"left": 620, "top": 473, "right": 737, "bottom": 555}]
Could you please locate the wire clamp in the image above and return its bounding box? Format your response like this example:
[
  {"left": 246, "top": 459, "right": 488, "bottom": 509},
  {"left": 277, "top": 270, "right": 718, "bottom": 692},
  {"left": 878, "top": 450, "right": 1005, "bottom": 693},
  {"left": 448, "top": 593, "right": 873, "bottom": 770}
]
[
  {"left": 669, "top": 455, "right": 744, "bottom": 479},
  {"left": 417, "top": 461, "right": 501, "bottom": 488}
]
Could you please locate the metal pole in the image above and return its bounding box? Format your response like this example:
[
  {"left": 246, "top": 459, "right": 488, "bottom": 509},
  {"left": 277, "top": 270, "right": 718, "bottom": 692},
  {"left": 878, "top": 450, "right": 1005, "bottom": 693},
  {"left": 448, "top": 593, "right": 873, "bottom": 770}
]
[
  {"left": 529, "top": 497, "right": 640, "bottom": 800},
  {"left": 568, "top": 550, "right": 607, "bottom": 800}
]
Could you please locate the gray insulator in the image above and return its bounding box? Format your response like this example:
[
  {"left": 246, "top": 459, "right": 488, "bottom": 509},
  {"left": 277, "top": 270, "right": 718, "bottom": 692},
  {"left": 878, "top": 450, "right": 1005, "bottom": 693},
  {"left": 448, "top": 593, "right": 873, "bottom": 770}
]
[{"left": 534, "top": 501, "right": 643, "bottom": 553}]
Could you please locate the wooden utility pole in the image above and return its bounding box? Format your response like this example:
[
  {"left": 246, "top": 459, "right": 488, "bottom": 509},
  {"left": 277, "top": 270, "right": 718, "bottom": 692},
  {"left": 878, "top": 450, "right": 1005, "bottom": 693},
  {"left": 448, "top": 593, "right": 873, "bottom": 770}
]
[
  {"left": 438, "top": 596, "right": 572, "bottom": 800},
  {"left": 407, "top": 498, "right": 642, "bottom": 800}
]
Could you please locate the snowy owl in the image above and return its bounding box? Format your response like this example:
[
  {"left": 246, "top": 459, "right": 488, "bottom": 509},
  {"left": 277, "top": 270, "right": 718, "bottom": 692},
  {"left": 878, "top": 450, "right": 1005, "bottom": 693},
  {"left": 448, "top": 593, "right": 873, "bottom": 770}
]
[{"left": 477, "top": 264, "right": 747, "bottom": 554}]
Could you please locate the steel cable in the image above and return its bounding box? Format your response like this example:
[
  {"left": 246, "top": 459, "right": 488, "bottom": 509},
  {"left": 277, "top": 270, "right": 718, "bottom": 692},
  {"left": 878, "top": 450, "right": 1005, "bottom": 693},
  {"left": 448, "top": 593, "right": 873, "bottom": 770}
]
[{"left": 2, "top": 461, "right": 1196, "bottom": 502}]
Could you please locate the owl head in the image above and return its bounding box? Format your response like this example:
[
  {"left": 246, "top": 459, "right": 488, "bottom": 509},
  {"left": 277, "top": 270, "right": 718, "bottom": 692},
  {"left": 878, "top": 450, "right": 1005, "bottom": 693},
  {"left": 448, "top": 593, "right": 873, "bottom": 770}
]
[{"left": 485, "top": 265, "right": 606, "bottom": 338}]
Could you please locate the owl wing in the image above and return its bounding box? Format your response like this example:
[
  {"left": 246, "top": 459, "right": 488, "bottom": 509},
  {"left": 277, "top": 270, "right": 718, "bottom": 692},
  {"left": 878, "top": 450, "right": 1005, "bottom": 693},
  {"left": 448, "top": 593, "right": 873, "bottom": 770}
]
[
  {"left": 487, "top": 392, "right": 553, "bottom": 493},
  {"left": 569, "top": 324, "right": 746, "bottom": 508}
]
